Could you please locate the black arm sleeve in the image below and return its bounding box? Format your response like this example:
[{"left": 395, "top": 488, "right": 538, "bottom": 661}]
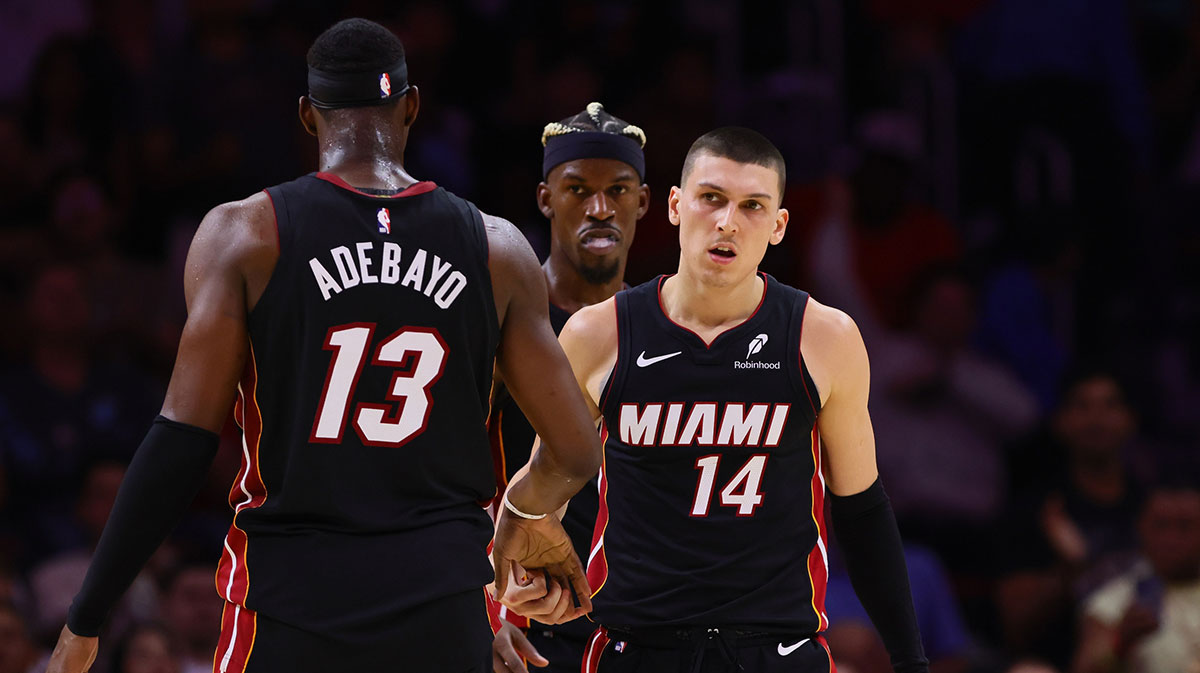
[
  {"left": 67, "top": 415, "right": 219, "bottom": 636},
  {"left": 829, "top": 478, "right": 929, "bottom": 673}
]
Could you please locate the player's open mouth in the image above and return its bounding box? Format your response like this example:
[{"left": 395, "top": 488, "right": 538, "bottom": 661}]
[
  {"left": 580, "top": 227, "right": 621, "bottom": 254},
  {"left": 708, "top": 245, "right": 737, "bottom": 264}
]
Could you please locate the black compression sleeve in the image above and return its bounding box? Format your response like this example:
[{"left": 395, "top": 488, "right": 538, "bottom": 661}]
[
  {"left": 67, "top": 416, "right": 219, "bottom": 636},
  {"left": 829, "top": 478, "right": 929, "bottom": 673}
]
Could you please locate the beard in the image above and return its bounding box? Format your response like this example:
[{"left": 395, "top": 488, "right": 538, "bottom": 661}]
[{"left": 578, "top": 257, "right": 621, "bottom": 285}]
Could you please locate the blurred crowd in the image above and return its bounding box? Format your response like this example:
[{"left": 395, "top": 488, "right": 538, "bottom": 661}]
[{"left": 0, "top": 1, "right": 1199, "bottom": 672}]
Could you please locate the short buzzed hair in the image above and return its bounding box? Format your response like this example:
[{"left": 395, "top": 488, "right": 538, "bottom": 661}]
[
  {"left": 681, "top": 127, "right": 786, "bottom": 204},
  {"left": 307, "top": 18, "right": 404, "bottom": 73}
]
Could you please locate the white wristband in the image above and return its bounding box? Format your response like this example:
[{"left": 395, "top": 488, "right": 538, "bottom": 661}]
[{"left": 502, "top": 491, "right": 547, "bottom": 520}]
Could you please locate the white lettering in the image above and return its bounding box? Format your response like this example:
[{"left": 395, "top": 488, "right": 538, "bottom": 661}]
[
  {"left": 356, "top": 242, "right": 378, "bottom": 284},
  {"left": 402, "top": 249, "right": 426, "bottom": 289},
  {"left": 679, "top": 403, "right": 717, "bottom": 445},
  {"left": 381, "top": 242, "right": 402, "bottom": 284},
  {"left": 717, "top": 403, "right": 769, "bottom": 446},
  {"left": 433, "top": 271, "right": 467, "bottom": 309},
  {"left": 619, "top": 403, "right": 662, "bottom": 446},
  {"left": 764, "top": 404, "right": 790, "bottom": 447},
  {"left": 424, "top": 255, "right": 452, "bottom": 297},
  {"left": 660, "top": 403, "right": 685, "bottom": 445},
  {"left": 331, "top": 246, "right": 360, "bottom": 288},
  {"left": 309, "top": 258, "right": 342, "bottom": 301}
]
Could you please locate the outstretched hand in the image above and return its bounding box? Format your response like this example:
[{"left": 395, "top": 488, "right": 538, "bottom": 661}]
[
  {"left": 46, "top": 625, "right": 99, "bottom": 673},
  {"left": 492, "top": 508, "right": 592, "bottom": 619}
]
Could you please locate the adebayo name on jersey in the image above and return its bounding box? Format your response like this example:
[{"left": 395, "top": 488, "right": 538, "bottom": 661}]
[{"left": 308, "top": 242, "right": 467, "bottom": 308}]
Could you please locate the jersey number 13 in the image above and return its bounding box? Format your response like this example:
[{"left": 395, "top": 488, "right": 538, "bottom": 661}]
[{"left": 310, "top": 323, "right": 448, "bottom": 447}]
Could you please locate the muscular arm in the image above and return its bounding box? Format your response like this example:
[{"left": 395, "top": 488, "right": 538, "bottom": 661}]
[
  {"left": 485, "top": 213, "right": 602, "bottom": 514},
  {"left": 49, "top": 196, "right": 276, "bottom": 671},
  {"left": 804, "top": 299, "right": 929, "bottom": 673}
]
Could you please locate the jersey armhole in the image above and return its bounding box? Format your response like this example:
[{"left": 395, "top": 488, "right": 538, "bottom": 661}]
[
  {"left": 792, "top": 293, "right": 822, "bottom": 419},
  {"left": 596, "top": 293, "right": 626, "bottom": 414}
]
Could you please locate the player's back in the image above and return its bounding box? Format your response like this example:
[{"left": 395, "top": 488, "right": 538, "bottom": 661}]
[
  {"left": 216, "top": 172, "right": 499, "bottom": 639},
  {"left": 589, "top": 274, "right": 828, "bottom": 633}
]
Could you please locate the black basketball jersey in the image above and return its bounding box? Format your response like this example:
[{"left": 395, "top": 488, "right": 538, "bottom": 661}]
[
  {"left": 588, "top": 274, "right": 829, "bottom": 632},
  {"left": 215, "top": 172, "right": 500, "bottom": 639}
]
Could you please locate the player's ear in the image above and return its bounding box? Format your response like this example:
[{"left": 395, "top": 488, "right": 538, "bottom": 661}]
[
  {"left": 769, "top": 208, "right": 788, "bottom": 246},
  {"left": 402, "top": 85, "right": 420, "bottom": 127},
  {"left": 636, "top": 184, "right": 650, "bottom": 220},
  {"left": 536, "top": 182, "right": 554, "bottom": 219},
  {"left": 298, "top": 96, "right": 318, "bottom": 137},
  {"left": 667, "top": 186, "right": 682, "bottom": 226}
]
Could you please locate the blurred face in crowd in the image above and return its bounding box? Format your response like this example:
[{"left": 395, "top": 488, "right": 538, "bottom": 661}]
[
  {"left": 539, "top": 158, "right": 648, "bottom": 285},
  {"left": 119, "top": 625, "right": 180, "bottom": 673},
  {"left": 669, "top": 153, "right": 788, "bottom": 288},
  {"left": 52, "top": 176, "right": 113, "bottom": 251},
  {"left": 1053, "top": 375, "right": 1135, "bottom": 461},
  {"left": 27, "top": 266, "right": 90, "bottom": 346},
  {"left": 1139, "top": 489, "right": 1200, "bottom": 583},
  {"left": 0, "top": 607, "right": 36, "bottom": 673},
  {"left": 77, "top": 463, "right": 125, "bottom": 544},
  {"left": 163, "top": 568, "right": 222, "bottom": 654},
  {"left": 913, "top": 276, "right": 975, "bottom": 353}
]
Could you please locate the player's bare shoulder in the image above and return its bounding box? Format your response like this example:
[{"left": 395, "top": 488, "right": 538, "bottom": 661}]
[
  {"left": 480, "top": 211, "right": 546, "bottom": 322},
  {"left": 800, "top": 296, "right": 869, "bottom": 407},
  {"left": 559, "top": 298, "right": 619, "bottom": 408},
  {"left": 185, "top": 192, "right": 279, "bottom": 308}
]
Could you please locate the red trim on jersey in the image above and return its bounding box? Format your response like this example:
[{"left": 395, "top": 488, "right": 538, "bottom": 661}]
[
  {"left": 655, "top": 273, "right": 769, "bottom": 348},
  {"left": 796, "top": 295, "right": 820, "bottom": 416},
  {"left": 583, "top": 627, "right": 611, "bottom": 673},
  {"left": 315, "top": 172, "right": 438, "bottom": 198},
  {"left": 818, "top": 634, "right": 837, "bottom": 672},
  {"left": 216, "top": 344, "right": 269, "bottom": 608},
  {"left": 804, "top": 425, "right": 829, "bottom": 631},
  {"left": 211, "top": 601, "right": 257, "bottom": 673},
  {"left": 485, "top": 404, "right": 507, "bottom": 513},
  {"left": 260, "top": 189, "right": 280, "bottom": 252},
  {"left": 586, "top": 423, "right": 611, "bottom": 599}
]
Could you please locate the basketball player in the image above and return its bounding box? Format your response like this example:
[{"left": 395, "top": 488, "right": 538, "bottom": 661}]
[
  {"left": 47, "top": 19, "right": 600, "bottom": 673},
  {"left": 490, "top": 105, "right": 649, "bottom": 673},
  {"left": 501, "top": 128, "right": 929, "bottom": 672}
]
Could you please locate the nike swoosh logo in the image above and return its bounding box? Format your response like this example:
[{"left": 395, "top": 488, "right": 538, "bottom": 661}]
[
  {"left": 777, "top": 638, "right": 810, "bottom": 656},
  {"left": 636, "top": 350, "right": 682, "bottom": 367}
]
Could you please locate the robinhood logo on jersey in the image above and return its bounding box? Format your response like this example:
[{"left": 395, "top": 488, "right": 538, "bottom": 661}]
[{"left": 734, "top": 333, "right": 781, "bottom": 370}]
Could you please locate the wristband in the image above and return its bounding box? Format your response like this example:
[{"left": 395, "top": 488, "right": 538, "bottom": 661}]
[{"left": 502, "top": 491, "right": 547, "bottom": 520}]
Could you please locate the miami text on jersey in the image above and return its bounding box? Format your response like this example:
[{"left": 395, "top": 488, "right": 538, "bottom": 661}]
[
  {"left": 308, "top": 242, "right": 467, "bottom": 308},
  {"left": 618, "top": 402, "right": 791, "bottom": 447}
]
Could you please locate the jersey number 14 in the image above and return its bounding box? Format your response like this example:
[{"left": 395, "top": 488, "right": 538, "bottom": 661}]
[
  {"left": 691, "top": 454, "right": 768, "bottom": 517},
  {"left": 310, "top": 323, "right": 448, "bottom": 447}
]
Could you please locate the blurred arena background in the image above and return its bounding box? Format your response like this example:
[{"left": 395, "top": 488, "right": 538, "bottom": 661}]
[{"left": 0, "top": 1, "right": 1198, "bottom": 672}]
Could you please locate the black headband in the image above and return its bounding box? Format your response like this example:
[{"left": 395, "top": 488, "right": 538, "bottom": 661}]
[
  {"left": 307, "top": 58, "right": 410, "bottom": 110},
  {"left": 543, "top": 131, "right": 645, "bottom": 181}
]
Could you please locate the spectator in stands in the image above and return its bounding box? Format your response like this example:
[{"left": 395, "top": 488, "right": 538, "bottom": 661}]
[
  {"left": 870, "top": 267, "right": 1038, "bottom": 558},
  {"left": 110, "top": 622, "right": 181, "bottom": 673},
  {"left": 0, "top": 265, "right": 160, "bottom": 565},
  {"left": 0, "top": 601, "right": 42, "bottom": 673},
  {"left": 1072, "top": 479, "right": 1200, "bottom": 673},
  {"left": 996, "top": 368, "right": 1147, "bottom": 669},
  {"left": 158, "top": 560, "right": 221, "bottom": 673}
]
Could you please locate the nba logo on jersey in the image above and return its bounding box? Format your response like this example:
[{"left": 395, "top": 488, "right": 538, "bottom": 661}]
[
  {"left": 377, "top": 207, "right": 391, "bottom": 234},
  {"left": 379, "top": 73, "right": 391, "bottom": 97},
  {"left": 747, "top": 333, "right": 768, "bottom": 358}
]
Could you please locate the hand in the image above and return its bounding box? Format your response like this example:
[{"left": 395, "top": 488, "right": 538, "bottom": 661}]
[
  {"left": 1114, "top": 603, "right": 1160, "bottom": 658},
  {"left": 1039, "top": 494, "right": 1088, "bottom": 565},
  {"left": 46, "top": 625, "right": 99, "bottom": 673},
  {"left": 492, "top": 622, "right": 549, "bottom": 673},
  {"left": 496, "top": 565, "right": 579, "bottom": 624},
  {"left": 493, "top": 508, "right": 592, "bottom": 619}
]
